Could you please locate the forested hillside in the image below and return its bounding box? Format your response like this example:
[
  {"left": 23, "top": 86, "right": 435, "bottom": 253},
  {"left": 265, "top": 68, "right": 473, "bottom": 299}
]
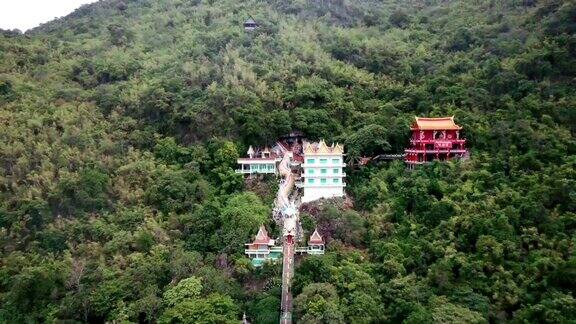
[{"left": 1, "top": 0, "right": 575, "bottom": 322}]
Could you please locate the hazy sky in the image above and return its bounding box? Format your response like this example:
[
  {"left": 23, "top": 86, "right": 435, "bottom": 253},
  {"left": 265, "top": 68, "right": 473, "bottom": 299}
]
[{"left": 0, "top": 0, "right": 97, "bottom": 31}]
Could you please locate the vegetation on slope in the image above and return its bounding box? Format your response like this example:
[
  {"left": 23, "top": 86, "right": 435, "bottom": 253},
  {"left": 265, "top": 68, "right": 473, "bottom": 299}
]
[{"left": 0, "top": 0, "right": 575, "bottom": 322}]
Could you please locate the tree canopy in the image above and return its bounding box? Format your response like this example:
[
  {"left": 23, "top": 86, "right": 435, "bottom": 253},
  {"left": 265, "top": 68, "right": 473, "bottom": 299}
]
[{"left": 0, "top": 0, "right": 575, "bottom": 322}]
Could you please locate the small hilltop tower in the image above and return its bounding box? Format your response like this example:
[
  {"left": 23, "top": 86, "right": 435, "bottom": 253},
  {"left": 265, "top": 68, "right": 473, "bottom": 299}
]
[
  {"left": 243, "top": 17, "right": 259, "bottom": 31},
  {"left": 404, "top": 116, "right": 468, "bottom": 166}
]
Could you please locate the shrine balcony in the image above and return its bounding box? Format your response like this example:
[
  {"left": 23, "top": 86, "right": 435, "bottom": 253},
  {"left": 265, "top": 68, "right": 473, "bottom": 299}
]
[
  {"left": 405, "top": 149, "right": 467, "bottom": 154},
  {"left": 235, "top": 168, "right": 276, "bottom": 174},
  {"left": 410, "top": 139, "right": 466, "bottom": 144},
  {"left": 245, "top": 249, "right": 271, "bottom": 255}
]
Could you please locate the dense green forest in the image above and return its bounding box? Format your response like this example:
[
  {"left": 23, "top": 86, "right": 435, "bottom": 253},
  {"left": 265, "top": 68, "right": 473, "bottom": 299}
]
[{"left": 1, "top": 0, "right": 575, "bottom": 322}]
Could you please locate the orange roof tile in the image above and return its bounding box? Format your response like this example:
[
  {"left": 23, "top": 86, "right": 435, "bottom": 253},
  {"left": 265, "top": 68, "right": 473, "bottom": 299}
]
[
  {"left": 252, "top": 225, "right": 272, "bottom": 244},
  {"left": 308, "top": 228, "right": 324, "bottom": 244},
  {"left": 411, "top": 116, "right": 462, "bottom": 130}
]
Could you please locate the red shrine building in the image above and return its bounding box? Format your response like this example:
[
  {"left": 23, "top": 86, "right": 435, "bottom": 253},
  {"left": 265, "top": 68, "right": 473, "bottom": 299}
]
[{"left": 404, "top": 116, "right": 468, "bottom": 166}]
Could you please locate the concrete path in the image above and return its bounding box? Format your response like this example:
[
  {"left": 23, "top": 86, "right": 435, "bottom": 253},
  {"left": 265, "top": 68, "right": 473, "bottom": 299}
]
[
  {"left": 276, "top": 151, "right": 298, "bottom": 324},
  {"left": 280, "top": 238, "right": 294, "bottom": 324}
]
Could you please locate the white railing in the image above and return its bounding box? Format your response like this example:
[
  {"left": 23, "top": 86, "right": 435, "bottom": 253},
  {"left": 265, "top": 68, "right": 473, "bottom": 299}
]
[
  {"left": 410, "top": 139, "right": 466, "bottom": 144},
  {"left": 294, "top": 247, "right": 325, "bottom": 254},
  {"left": 297, "top": 183, "right": 346, "bottom": 188},
  {"left": 405, "top": 149, "right": 467, "bottom": 154},
  {"left": 301, "top": 163, "right": 346, "bottom": 168},
  {"left": 303, "top": 173, "right": 346, "bottom": 178},
  {"left": 245, "top": 249, "right": 271, "bottom": 255},
  {"left": 235, "top": 169, "right": 276, "bottom": 174}
]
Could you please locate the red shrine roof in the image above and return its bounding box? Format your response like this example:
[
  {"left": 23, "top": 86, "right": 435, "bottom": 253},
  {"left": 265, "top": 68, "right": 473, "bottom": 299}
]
[
  {"left": 249, "top": 225, "right": 274, "bottom": 245},
  {"left": 411, "top": 116, "right": 462, "bottom": 130},
  {"left": 308, "top": 229, "right": 324, "bottom": 245}
]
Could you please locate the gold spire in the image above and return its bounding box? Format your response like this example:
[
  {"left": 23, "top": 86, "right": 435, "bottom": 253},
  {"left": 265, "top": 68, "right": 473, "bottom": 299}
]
[
  {"left": 332, "top": 143, "right": 344, "bottom": 154},
  {"left": 317, "top": 140, "right": 330, "bottom": 154},
  {"left": 303, "top": 142, "right": 314, "bottom": 154}
]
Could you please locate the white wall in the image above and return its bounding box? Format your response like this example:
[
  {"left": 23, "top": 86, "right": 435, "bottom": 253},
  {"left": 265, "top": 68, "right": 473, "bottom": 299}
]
[
  {"left": 302, "top": 186, "right": 344, "bottom": 203},
  {"left": 301, "top": 153, "right": 345, "bottom": 203}
]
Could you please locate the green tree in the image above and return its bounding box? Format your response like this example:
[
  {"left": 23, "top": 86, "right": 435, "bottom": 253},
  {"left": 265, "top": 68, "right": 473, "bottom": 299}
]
[
  {"left": 294, "top": 283, "right": 344, "bottom": 324},
  {"left": 345, "top": 124, "right": 391, "bottom": 162},
  {"left": 159, "top": 294, "right": 238, "bottom": 324},
  {"left": 219, "top": 192, "right": 269, "bottom": 252},
  {"left": 429, "top": 297, "right": 486, "bottom": 324},
  {"left": 389, "top": 10, "right": 410, "bottom": 28},
  {"left": 163, "top": 277, "right": 203, "bottom": 307}
]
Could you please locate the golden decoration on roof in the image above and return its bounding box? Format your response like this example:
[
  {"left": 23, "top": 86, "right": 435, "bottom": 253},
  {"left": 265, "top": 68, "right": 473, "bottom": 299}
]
[
  {"left": 303, "top": 140, "right": 345, "bottom": 155},
  {"left": 316, "top": 140, "right": 330, "bottom": 154},
  {"left": 411, "top": 116, "right": 462, "bottom": 130},
  {"left": 303, "top": 143, "right": 314, "bottom": 154}
]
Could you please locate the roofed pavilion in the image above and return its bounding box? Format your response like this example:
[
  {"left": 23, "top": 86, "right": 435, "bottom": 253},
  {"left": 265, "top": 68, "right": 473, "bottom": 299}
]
[
  {"left": 405, "top": 116, "right": 468, "bottom": 166},
  {"left": 245, "top": 225, "right": 282, "bottom": 267},
  {"left": 307, "top": 228, "right": 325, "bottom": 255},
  {"left": 244, "top": 18, "right": 259, "bottom": 31}
]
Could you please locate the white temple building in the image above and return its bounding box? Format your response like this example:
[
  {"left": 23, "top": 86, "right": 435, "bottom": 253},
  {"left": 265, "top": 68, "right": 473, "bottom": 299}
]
[
  {"left": 236, "top": 145, "right": 281, "bottom": 174},
  {"left": 298, "top": 140, "right": 346, "bottom": 203}
]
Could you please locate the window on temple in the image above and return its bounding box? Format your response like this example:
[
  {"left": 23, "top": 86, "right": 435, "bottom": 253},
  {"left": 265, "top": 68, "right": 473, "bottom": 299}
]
[
  {"left": 307, "top": 158, "right": 315, "bottom": 164},
  {"left": 308, "top": 169, "right": 315, "bottom": 175},
  {"left": 320, "top": 158, "right": 327, "bottom": 164},
  {"left": 333, "top": 178, "right": 339, "bottom": 184},
  {"left": 332, "top": 168, "right": 339, "bottom": 174},
  {"left": 332, "top": 158, "right": 339, "bottom": 164},
  {"left": 320, "top": 178, "right": 327, "bottom": 184},
  {"left": 320, "top": 169, "right": 327, "bottom": 174},
  {"left": 308, "top": 178, "right": 315, "bottom": 184}
]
